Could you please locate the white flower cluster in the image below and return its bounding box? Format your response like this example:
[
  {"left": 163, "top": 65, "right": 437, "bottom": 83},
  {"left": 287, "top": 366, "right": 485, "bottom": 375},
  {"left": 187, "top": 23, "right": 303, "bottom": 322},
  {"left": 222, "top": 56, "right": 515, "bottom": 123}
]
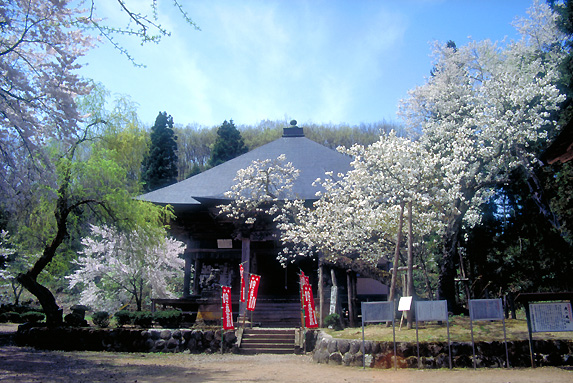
[
  {"left": 218, "top": 154, "right": 300, "bottom": 228},
  {"left": 66, "top": 225, "right": 186, "bottom": 313}
]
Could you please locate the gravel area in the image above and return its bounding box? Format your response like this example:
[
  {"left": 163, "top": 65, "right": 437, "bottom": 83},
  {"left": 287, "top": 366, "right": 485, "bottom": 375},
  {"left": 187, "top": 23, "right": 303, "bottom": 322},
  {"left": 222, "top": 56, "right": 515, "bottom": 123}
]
[{"left": 0, "top": 324, "right": 572, "bottom": 382}]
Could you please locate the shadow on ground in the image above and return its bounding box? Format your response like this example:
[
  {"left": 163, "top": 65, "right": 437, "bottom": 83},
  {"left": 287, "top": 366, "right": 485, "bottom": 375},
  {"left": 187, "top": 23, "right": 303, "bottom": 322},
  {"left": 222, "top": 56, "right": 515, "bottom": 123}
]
[{"left": 0, "top": 346, "right": 228, "bottom": 383}]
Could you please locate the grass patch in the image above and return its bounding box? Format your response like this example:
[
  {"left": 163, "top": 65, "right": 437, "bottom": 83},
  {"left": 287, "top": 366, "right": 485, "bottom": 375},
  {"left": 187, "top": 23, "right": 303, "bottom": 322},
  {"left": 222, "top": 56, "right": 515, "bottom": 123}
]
[{"left": 324, "top": 315, "right": 573, "bottom": 343}]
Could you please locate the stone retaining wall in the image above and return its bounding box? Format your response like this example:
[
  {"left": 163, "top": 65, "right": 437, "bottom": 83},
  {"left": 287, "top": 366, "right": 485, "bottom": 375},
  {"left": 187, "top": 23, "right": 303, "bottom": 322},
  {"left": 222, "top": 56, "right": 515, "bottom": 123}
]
[
  {"left": 311, "top": 331, "right": 573, "bottom": 368},
  {"left": 16, "top": 326, "right": 238, "bottom": 354}
]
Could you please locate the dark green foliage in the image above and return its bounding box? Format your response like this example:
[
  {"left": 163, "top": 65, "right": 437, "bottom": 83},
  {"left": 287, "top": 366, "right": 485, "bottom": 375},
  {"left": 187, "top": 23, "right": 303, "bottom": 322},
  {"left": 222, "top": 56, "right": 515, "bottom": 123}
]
[
  {"left": 21, "top": 311, "right": 45, "bottom": 323},
  {"left": 0, "top": 312, "right": 21, "bottom": 323},
  {"left": 114, "top": 310, "right": 132, "bottom": 327},
  {"left": 153, "top": 310, "right": 182, "bottom": 328},
  {"left": 64, "top": 312, "right": 87, "bottom": 327},
  {"left": 324, "top": 313, "right": 343, "bottom": 330},
  {"left": 465, "top": 170, "right": 573, "bottom": 298},
  {"left": 92, "top": 311, "right": 110, "bottom": 328},
  {"left": 133, "top": 311, "right": 153, "bottom": 327},
  {"left": 209, "top": 120, "right": 248, "bottom": 167},
  {"left": 141, "top": 111, "right": 179, "bottom": 192}
]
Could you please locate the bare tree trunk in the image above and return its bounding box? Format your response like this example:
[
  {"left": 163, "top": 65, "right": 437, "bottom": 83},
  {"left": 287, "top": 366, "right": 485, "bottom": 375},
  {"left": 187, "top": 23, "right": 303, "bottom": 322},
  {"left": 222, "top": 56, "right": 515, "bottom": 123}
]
[
  {"left": 406, "top": 201, "right": 414, "bottom": 329},
  {"left": 17, "top": 274, "right": 62, "bottom": 326},
  {"left": 389, "top": 202, "right": 405, "bottom": 303}
]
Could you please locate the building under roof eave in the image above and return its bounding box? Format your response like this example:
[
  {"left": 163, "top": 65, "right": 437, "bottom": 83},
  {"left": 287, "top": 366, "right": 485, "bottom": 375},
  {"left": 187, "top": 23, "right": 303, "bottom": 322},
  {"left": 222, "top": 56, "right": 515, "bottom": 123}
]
[{"left": 543, "top": 119, "right": 573, "bottom": 164}]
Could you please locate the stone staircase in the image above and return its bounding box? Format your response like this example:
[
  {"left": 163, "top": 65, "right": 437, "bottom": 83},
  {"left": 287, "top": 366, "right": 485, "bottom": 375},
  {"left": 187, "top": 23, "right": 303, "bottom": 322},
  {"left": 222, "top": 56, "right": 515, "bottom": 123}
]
[
  {"left": 238, "top": 328, "right": 297, "bottom": 355},
  {"left": 248, "top": 299, "right": 302, "bottom": 328}
]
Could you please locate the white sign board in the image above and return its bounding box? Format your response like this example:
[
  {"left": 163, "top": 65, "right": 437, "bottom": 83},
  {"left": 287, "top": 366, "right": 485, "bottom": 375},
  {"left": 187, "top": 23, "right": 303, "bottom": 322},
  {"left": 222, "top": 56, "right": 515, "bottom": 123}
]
[
  {"left": 530, "top": 303, "right": 573, "bottom": 333},
  {"left": 416, "top": 300, "right": 448, "bottom": 322},
  {"left": 217, "top": 239, "right": 233, "bottom": 249},
  {"left": 329, "top": 286, "right": 338, "bottom": 315},
  {"left": 469, "top": 299, "right": 504, "bottom": 321},
  {"left": 361, "top": 301, "right": 394, "bottom": 323},
  {"left": 398, "top": 296, "right": 413, "bottom": 311}
]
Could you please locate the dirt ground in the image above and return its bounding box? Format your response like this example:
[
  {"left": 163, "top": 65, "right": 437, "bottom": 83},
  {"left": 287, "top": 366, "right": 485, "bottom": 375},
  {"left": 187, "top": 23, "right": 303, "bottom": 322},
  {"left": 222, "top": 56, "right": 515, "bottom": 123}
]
[{"left": 1, "top": 325, "right": 572, "bottom": 383}]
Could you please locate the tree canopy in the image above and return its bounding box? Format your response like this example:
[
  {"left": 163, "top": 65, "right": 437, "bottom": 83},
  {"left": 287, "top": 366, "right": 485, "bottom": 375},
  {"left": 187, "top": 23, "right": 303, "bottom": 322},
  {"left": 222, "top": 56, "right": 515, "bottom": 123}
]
[
  {"left": 141, "top": 112, "right": 179, "bottom": 192},
  {"left": 209, "top": 120, "right": 248, "bottom": 167}
]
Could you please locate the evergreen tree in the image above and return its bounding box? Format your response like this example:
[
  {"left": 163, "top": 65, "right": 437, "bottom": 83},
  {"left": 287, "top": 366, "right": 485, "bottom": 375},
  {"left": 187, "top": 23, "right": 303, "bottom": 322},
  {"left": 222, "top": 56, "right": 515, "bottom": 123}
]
[
  {"left": 142, "top": 112, "right": 179, "bottom": 192},
  {"left": 209, "top": 120, "right": 248, "bottom": 167}
]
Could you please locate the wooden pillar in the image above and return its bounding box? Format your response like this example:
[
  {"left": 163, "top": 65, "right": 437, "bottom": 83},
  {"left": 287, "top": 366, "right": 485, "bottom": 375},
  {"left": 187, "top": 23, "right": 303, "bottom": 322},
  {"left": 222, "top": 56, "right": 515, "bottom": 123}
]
[
  {"left": 240, "top": 238, "right": 251, "bottom": 317},
  {"left": 346, "top": 270, "right": 355, "bottom": 327},
  {"left": 193, "top": 256, "right": 202, "bottom": 296},
  {"left": 183, "top": 253, "right": 192, "bottom": 297}
]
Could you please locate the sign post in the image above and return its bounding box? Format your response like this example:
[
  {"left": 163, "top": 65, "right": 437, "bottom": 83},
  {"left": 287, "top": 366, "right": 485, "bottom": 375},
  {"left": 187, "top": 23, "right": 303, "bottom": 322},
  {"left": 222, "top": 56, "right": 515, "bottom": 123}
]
[
  {"left": 527, "top": 302, "right": 573, "bottom": 367},
  {"left": 398, "top": 296, "right": 412, "bottom": 331},
  {"left": 361, "top": 301, "right": 396, "bottom": 370},
  {"left": 468, "top": 298, "right": 509, "bottom": 369},
  {"left": 415, "top": 300, "right": 451, "bottom": 369}
]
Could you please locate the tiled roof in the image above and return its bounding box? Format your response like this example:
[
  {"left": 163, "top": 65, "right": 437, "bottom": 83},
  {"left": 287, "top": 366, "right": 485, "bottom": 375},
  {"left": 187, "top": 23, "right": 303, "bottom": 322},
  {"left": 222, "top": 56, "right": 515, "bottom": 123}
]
[{"left": 137, "top": 131, "right": 352, "bottom": 206}]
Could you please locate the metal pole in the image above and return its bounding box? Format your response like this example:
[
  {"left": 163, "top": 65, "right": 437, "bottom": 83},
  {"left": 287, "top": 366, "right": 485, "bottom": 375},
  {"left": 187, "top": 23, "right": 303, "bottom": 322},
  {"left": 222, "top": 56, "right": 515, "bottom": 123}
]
[
  {"left": 416, "top": 313, "right": 420, "bottom": 369},
  {"left": 524, "top": 303, "right": 536, "bottom": 368},
  {"left": 393, "top": 300, "right": 397, "bottom": 370},
  {"left": 220, "top": 286, "right": 224, "bottom": 355},
  {"left": 447, "top": 314, "right": 452, "bottom": 369},
  {"left": 470, "top": 314, "right": 476, "bottom": 369},
  {"left": 502, "top": 315, "right": 509, "bottom": 368}
]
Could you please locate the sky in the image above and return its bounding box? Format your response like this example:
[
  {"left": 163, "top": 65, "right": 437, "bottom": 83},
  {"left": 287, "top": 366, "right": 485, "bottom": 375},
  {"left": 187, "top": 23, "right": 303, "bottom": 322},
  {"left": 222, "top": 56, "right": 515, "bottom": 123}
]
[{"left": 77, "top": 0, "right": 534, "bottom": 128}]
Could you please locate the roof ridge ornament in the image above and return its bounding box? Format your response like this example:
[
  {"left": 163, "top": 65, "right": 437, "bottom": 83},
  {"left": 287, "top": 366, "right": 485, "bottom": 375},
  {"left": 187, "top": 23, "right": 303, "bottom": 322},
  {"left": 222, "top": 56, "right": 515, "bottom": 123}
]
[{"left": 283, "top": 119, "right": 304, "bottom": 137}]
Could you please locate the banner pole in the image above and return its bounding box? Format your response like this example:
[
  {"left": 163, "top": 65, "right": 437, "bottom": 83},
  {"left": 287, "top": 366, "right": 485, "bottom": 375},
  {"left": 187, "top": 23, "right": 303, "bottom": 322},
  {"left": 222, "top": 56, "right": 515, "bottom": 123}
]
[
  {"left": 242, "top": 272, "right": 249, "bottom": 330},
  {"left": 299, "top": 271, "right": 306, "bottom": 329},
  {"left": 220, "top": 285, "right": 224, "bottom": 355}
]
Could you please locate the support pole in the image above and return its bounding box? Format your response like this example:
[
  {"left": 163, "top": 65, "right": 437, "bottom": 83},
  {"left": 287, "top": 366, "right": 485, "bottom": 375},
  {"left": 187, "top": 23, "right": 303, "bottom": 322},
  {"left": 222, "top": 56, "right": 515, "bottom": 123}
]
[{"left": 318, "top": 263, "right": 324, "bottom": 327}]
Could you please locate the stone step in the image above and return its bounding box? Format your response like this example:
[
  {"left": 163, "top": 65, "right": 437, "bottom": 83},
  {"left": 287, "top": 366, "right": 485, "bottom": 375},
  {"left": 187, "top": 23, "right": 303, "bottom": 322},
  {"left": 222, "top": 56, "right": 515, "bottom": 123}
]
[
  {"left": 239, "top": 328, "right": 296, "bottom": 355},
  {"left": 239, "top": 347, "right": 295, "bottom": 355}
]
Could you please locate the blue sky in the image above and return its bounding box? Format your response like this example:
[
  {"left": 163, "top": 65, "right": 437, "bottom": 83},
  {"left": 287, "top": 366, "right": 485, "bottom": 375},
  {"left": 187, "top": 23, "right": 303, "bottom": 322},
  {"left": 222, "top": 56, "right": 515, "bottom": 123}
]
[{"left": 78, "top": 0, "right": 533, "bottom": 128}]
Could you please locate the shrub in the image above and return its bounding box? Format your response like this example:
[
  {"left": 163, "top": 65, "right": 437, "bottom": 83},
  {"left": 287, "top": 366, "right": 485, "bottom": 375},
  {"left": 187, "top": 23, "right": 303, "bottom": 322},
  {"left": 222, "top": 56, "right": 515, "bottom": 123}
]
[
  {"left": 114, "top": 310, "right": 133, "bottom": 327},
  {"left": 133, "top": 311, "right": 153, "bottom": 328},
  {"left": 153, "top": 310, "right": 182, "bottom": 328},
  {"left": 64, "top": 312, "right": 87, "bottom": 327},
  {"left": 92, "top": 311, "right": 110, "bottom": 328},
  {"left": 324, "top": 313, "right": 343, "bottom": 330},
  {"left": 0, "top": 311, "right": 21, "bottom": 323},
  {"left": 21, "top": 311, "right": 45, "bottom": 323}
]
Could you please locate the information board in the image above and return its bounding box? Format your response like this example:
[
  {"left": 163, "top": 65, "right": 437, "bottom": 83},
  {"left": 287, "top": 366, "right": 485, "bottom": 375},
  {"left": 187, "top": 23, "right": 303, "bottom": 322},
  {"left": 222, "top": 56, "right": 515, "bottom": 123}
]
[
  {"left": 469, "top": 299, "right": 504, "bottom": 321},
  {"left": 530, "top": 302, "right": 573, "bottom": 333},
  {"left": 416, "top": 300, "right": 448, "bottom": 322},
  {"left": 361, "top": 301, "right": 394, "bottom": 323}
]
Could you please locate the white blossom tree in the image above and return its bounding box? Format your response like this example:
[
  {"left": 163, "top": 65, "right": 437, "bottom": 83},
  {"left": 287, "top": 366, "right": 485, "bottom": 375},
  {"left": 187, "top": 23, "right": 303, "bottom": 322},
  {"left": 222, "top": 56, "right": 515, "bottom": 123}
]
[
  {"left": 278, "top": 1, "right": 567, "bottom": 314},
  {"left": 67, "top": 225, "right": 186, "bottom": 313},
  {"left": 218, "top": 154, "right": 301, "bottom": 238},
  {"left": 0, "top": 230, "right": 36, "bottom": 305},
  {"left": 277, "top": 132, "right": 445, "bottom": 283},
  {"left": 397, "top": 0, "right": 566, "bottom": 310}
]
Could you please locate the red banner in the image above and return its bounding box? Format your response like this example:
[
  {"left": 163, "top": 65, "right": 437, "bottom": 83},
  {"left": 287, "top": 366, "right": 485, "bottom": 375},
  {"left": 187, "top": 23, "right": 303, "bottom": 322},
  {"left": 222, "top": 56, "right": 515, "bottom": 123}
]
[
  {"left": 240, "top": 264, "right": 246, "bottom": 303},
  {"left": 247, "top": 274, "right": 261, "bottom": 311},
  {"left": 302, "top": 284, "right": 318, "bottom": 328},
  {"left": 300, "top": 271, "right": 309, "bottom": 287},
  {"left": 222, "top": 286, "right": 234, "bottom": 330}
]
